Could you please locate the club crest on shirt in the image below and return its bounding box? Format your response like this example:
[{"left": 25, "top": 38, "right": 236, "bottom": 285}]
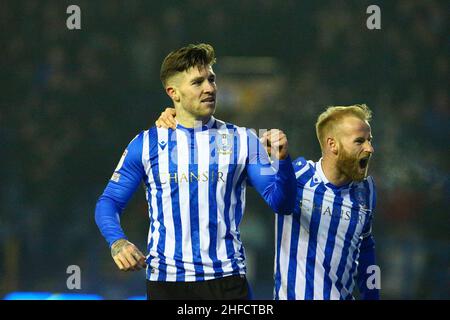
[
  {"left": 354, "top": 184, "right": 369, "bottom": 212},
  {"left": 216, "top": 133, "right": 233, "bottom": 155}
]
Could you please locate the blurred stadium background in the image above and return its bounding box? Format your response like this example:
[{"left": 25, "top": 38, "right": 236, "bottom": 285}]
[{"left": 1, "top": 0, "right": 448, "bottom": 299}]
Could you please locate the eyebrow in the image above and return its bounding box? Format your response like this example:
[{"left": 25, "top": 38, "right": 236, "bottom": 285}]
[
  {"left": 190, "top": 76, "right": 205, "bottom": 83},
  {"left": 354, "top": 135, "right": 373, "bottom": 141},
  {"left": 190, "top": 73, "right": 215, "bottom": 83}
]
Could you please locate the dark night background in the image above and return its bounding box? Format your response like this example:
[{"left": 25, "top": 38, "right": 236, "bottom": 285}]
[{"left": 1, "top": 0, "right": 448, "bottom": 299}]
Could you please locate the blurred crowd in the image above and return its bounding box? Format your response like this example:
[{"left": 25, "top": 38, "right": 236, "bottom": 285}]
[{"left": 1, "top": 0, "right": 448, "bottom": 299}]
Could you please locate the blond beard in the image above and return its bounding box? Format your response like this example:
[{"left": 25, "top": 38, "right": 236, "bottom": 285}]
[{"left": 336, "top": 145, "right": 368, "bottom": 182}]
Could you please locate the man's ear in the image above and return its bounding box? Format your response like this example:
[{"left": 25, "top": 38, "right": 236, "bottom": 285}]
[
  {"left": 327, "top": 137, "right": 338, "bottom": 155},
  {"left": 166, "top": 86, "right": 180, "bottom": 102}
]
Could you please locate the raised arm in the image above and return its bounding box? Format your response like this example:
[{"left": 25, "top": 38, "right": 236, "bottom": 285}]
[{"left": 246, "top": 129, "right": 297, "bottom": 215}]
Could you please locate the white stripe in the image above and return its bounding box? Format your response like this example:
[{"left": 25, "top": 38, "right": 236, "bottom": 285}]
[
  {"left": 295, "top": 184, "right": 316, "bottom": 299},
  {"left": 328, "top": 188, "right": 350, "bottom": 293},
  {"left": 229, "top": 127, "right": 248, "bottom": 271},
  {"left": 295, "top": 162, "right": 311, "bottom": 179},
  {"left": 313, "top": 188, "right": 336, "bottom": 300},
  {"left": 328, "top": 189, "right": 343, "bottom": 300},
  {"left": 196, "top": 130, "right": 214, "bottom": 277},
  {"left": 176, "top": 130, "right": 193, "bottom": 278},
  {"left": 339, "top": 187, "right": 360, "bottom": 297},
  {"left": 157, "top": 128, "right": 177, "bottom": 281},
  {"left": 143, "top": 130, "right": 162, "bottom": 281},
  {"left": 215, "top": 124, "right": 233, "bottom": 274},
  {"left": 142, "top": 131, "right": 151, "bottom": 248},
  {"left": 277, "top": 214, "right": 292, "bottom": 300}
]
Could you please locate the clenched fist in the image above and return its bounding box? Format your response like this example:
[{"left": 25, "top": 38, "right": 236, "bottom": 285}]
[
  {"left": 260, "top": 129, "right": 290, "bottom": 160},
  {"left": 111, "top": 239, "right": 147, "bottom": 272}
]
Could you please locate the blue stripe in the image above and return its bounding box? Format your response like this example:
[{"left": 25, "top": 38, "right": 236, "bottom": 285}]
[
  {"left": 286, "top": 169, "right": 315, "bottom": 300},
  {"left": 334, "top": 185, "right": 361, "bottom": 298},
  {"left": 234, "top": 169, "right": 247, "bottom": 273},
  {"left": 234, "top": 172, "right": 246, "bottom": 228},
  {"left": 208, "top": 131, "right": 223, "bottom": 277},
  {"left": 230, "top": 125, "right": 240, "bottom": 275},
  {"left": 144, "top": 131, "right": 156, "bottom": 280},
  {"left": 361, "top": 180, "right": 373, "bottom": 235},
  {"left": 274, "top": 213, "right": 284, "bottom": 300},
  {"left": 233, "top": 129, "right": 244, "bottom": 231},
  {"left": 304, "top": 183, "right": 327, "bottom": 299},
  {"left": 370, "top": 178, "right": 377, "bottom": 211},
  {"left": 145, "top": 182, "right": 154, "bottom": 254},
  {"left": 344, "top": 237, "right": 362, "bottom": 293},
  {"left": 147, "top": 127, "right": 167, "bottom": 281},
  {"left": 322, "top": 189, "right": 344, "bottom": 299},
  {"left": 189, "top": 129, "right": 204, "bottom": 280},
  {"left": 222, "top": 125, "right": 239, "bottom": 273},
  {"left": 297, "top": 163, "right": 315, "bottom": 186},
  {"left": 168, "top": 130, "right": 185, "bottom": 281},
  {"left": 344, "top": 180, "right": 371, "bottom": 294}
]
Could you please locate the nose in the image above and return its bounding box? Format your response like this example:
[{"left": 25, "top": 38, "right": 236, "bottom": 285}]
[
  {"left": 203, "top": 80, "right": 215, "bottom": 94},
  {"left": 365, "top": 141, "right": 374, "bottom": 154}
]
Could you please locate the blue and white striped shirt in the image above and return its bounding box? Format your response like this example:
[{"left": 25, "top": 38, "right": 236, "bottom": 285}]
[
  {"left": 96, "top": 117, "right": 297, "bottom": 282},
  {"left": 274, "top": 157, "right": 377, "bottom": 299}
]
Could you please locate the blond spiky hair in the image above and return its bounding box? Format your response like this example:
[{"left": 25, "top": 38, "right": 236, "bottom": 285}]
[{"left": 315, "top": 104, "right": 372, "bottom": 150}]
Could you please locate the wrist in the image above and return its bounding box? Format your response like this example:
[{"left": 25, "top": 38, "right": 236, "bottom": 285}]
[
  {"left": 278, "top": 153, "right": 290, "bottom": 161},
  {"left": 111, "top": 238, "right": 128, "bottom": 249}
]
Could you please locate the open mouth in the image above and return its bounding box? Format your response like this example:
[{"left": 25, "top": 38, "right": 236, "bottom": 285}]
[
  {"left": 201, "top": 97, "right": 215, "bottom": 103},
  {"left": 359, "top": 157, "right": 370, "bottom": 169}
]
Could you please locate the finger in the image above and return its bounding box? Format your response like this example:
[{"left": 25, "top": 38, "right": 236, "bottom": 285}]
[
  {"left": 271, "top": 135, "right": 287, "bottom": 146},
  {"left": 268, "top": 130, "right": 283, "bottom": 140},
  {"left": 123, "top": 251, "right": 139, "bottom": 271},
  {"left": 134, "top": 249, "right": 147, "bottom": 268},
  {"left": 155, "top": 120, "right": 161, "bottom": 128},
  {"left": 169, "top": 118, "right": 177, "bottom": 129},
  {"left": 270, "top": 140, "right": 287, "bottom": 153},
  {"left": 163, "top": 118, "right": 175, "bottom": 130},
  {"left": 164, "top": 107, "right": 173, "bottom": 114},
  {"left": 126, "top": 246, "right": 144, "bottom": 269},
  {"left": 129, "top": 250, "right": 145, "bottom": 270},
  {"left": 260, "top": 135, "right": 267, "bottom": 146},
  {"left": 117, "top": 255, "right": 131, "bottom": 271},
  {"left": 279, "top": 136, "right": 288, "bottom": 147},
  {"left": 262, "top": 130, "right": 270, "bottom": 140},
  {"left": 133, "top": 247, "right": 146, "bottom": 258},
  {"left": 113, "top": 256, "right": 125, "bottom": 271},
  {"left": 138, "top": 257, "right": 147, "bottom": 268},
  {"left": 159, "top": 119, "right": 171, "bottom": 129},
  {"left": 163, "top": 109, "right": 177, "bottom": 129},
  {"left": 269, "top": 134, "right": 286, "bottom": 145}
]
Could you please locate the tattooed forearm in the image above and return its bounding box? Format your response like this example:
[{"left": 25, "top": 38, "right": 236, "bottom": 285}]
[{"left": 111, "top": 239, "right": 129, "bottom": 257}]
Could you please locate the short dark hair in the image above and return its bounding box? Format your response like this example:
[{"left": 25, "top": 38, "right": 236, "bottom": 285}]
[{"left": 160, "top": 43, "right": 216, "bottom": 87}]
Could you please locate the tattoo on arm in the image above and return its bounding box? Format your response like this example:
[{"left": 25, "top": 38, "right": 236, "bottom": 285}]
[{"left": 111, "top": 239, "right": 129, "bottom": 257}]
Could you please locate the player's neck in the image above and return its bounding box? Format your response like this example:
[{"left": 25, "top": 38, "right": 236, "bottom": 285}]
[
  {"left": 321, "top": 156, "right": 351, "bottom": 187},
  {"left": 175, "top": 106, "right": 211, "bottom": 128}
]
